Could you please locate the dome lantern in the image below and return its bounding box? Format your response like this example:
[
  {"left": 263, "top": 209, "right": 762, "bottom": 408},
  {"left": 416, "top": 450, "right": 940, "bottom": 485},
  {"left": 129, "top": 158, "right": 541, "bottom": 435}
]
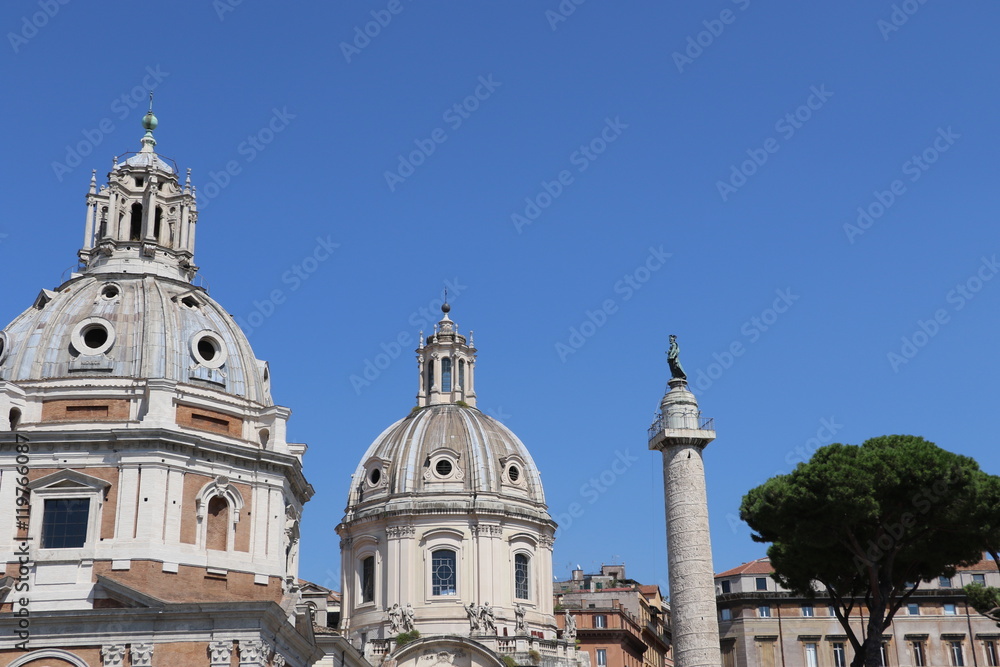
[
  {"left": 78, "top": 103, "right": 199, "bottom": 283},
  {"left": 416, "top": 302, "right": 477, "bottom": 408}
]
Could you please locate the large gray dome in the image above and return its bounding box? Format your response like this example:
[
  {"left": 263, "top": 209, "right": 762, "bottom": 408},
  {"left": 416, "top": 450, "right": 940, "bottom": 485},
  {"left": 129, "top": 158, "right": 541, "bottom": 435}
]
[
  {"left": 347, "top": 404, "right": 546, "bottom": 509},
  {"left": 0, "top": 273, "right": 272, "bottom": 405}
]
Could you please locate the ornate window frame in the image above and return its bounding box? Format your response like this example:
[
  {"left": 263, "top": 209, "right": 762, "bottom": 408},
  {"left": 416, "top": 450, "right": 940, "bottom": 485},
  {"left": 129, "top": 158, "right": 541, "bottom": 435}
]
[
  {"left": 499, "top": 454, "right": 527, "bottom": 490},
  {"left": 422, "top": 528, "right": 464, "bottom": 602},
  {"left": 424, "top": 448, "right": 464, "bottom": 483},
  {"left": 195, "top": 477, "right": 244, "bottom": 551},
  {"left": 28, "top": 470, "right": 109, "bottom": 559},
  {"left": 8, "top": 649, "right": 92, "bottom": 667},
  {"left": 354, "top": 535, "right": 380, "bottom": 610},
  {"left": 508, "top": 533, "right": 537, "bottom": 605}
]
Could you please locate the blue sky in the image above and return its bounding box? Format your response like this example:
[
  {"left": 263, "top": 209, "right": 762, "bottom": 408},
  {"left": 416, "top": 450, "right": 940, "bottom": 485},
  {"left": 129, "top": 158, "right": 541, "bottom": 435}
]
[{"left": 2, "top": 1, "right": 999, "bottom": 594}]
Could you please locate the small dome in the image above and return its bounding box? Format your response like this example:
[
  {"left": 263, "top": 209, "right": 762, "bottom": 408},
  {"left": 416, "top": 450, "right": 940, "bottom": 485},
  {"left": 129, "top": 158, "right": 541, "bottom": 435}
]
[
  {"left": 117, "top": 152, "right": 175, "bottom": 173},
  {"left": 347, "top": 404, "right": 546, "bottom": 509},
  {"left": 0, "top": 274, "right": 271, "bottom": 404}
]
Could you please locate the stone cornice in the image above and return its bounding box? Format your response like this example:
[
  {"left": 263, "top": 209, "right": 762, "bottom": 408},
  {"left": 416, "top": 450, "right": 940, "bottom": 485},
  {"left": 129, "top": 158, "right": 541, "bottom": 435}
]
[{"left": 0, "top": 428, "right": 314, "bottom": 502}]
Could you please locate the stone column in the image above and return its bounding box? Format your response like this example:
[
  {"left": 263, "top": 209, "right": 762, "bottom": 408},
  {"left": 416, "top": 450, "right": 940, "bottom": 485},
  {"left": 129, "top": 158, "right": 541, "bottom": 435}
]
[{"left": 649, "top": 378, "right": 721, "bottom": 667}]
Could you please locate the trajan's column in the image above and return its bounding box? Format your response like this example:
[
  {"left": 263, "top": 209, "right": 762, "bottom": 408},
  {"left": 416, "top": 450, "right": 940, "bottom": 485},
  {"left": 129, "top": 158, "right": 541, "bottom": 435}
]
[{"left": 648, "top": 335, "right": 722, "bottom": 667}]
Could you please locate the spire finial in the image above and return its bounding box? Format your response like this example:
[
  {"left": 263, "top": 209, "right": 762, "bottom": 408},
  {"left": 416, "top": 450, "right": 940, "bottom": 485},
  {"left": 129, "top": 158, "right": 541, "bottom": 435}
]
[{"left": 140, "top": 93, "right": 158, "bottom": 152}]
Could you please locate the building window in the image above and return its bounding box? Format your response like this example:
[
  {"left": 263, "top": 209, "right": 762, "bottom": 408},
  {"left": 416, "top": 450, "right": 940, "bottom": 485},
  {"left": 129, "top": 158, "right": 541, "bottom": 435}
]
[
  {"left": 950, "top": 641, "right": 965, "bottom": 667},
  {"left": 833, "top": 643, "right": 847, "bottom": 667},
  {"left": 205, "top": 496, "right": 229, "bottom": 551},
  {"left": 41, "top": 498, "right": 90, "bottom": 549},
  {"left": 879, "top": 642, "right": 888, "bottom": 667},
  {"left": 441, "top": 358, "right": 452, "bottom": 392},
  {"left": 940, "top": 576, "right": 953, "bottom": 588},
  {"left": 829, "top": 605, "right": 837, "bottom": 617},
  {"left": 805, "top": 643, "right": 818, "bottom": 667},
  {"left": 154, "top": 206, "right": 162, "bottom": 240},
  {"left": 459, "top": 359, "right": 465, "bottom": 388},
  {"left": 514, "top": 553, "right": 530, "bottom": 600},
  {"left": 802, "top": 604, "right": 814, "bottom": 617},
  {"left": 912, "top": 641, "right": 926, "bottom": 667},
  {"left": 596, "top": 649, "right": 607, "bottom": 667},
  {"left": 720, "top": 608, "right": 732, "bottom": 621},
  {"left": 758, "top": 605, "right": 771, "bottom": 618},
  {"left": 944, "top": 603, "right": 958, "bottom": 615},
  {"left": 361, "top": 556, "right": 375, "bottom": 603},
  {"left": 973, "top": 574, "right": 987, "bottom": 586},
  {"left": 426, "top": 360, "right": 434, "bottom": 394},
  {"left": 985, "top": 640, "right": 998, "bottom": 667},
  {"left": 907, "top": 603, "right": 920, "bottom": 615},
  {"left": 756, "top": 577, "right": 768, "bottom": 591},
  {"left": 431, "top": 549, "right": 457, "bottom": 596},
  {"left": 594, "top": 615, "right": 607, "bottom": 628},
  {"left": 129, "top": 203, "right": 143, "bottom": 240},
  {"left": 721, "top": 580, "right": 731, "bottom": 594}
]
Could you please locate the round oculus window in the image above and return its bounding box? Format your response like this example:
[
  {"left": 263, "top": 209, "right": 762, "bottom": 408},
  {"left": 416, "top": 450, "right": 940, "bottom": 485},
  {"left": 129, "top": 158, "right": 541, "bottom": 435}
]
[
  {"left": 508, "top": 465, "right": 520, "bottom": 483},
  {"left": 0, "top": 331, "right": 7, "bottom": 363},
  {"left": 435, "top": 459, "right": 453, "bottom": 477},
  {"left": 71, "top": 317, "right": 116, "bottom": 356},
  {"left": 190, "top": 331, "right": 228, "bottom": 369},
  {"left": 369, "top": 468, "right": 382, "bottom": 485},
  {"left": 101, "top": 283, "right": 120, "bottom": 300}
]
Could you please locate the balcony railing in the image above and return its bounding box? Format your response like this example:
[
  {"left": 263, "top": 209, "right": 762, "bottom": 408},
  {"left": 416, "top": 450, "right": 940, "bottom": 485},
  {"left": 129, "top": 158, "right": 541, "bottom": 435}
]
[{"left": 648, "top": 413, "right": 714, "bottom": 441}]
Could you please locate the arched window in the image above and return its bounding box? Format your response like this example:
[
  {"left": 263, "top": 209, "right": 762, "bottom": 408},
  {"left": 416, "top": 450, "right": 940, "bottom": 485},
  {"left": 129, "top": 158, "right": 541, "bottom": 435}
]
[
  {"left": 426, "top": 359, "right": 434, "bottom": 394},
  {"left": 514, "top": 553, "right": 530, "bottom": 599},
  {"left": 431, "top": 549, "right": 457, "bottom": 596},
  {"left": 441, "top": 358, "right": 452, "bottom": 392},
  {"left": 129, "top": 203, "right": 143, "bottom": 241},
  {"left": 361, "top": 555, "right": 375, "bottom": 603},
  {"left": 153, "top": 206, "right": 162, "bottom": 241},
  {"left": 206, "top": 496, "right": 229, "bottom": 550},
  {"left": 458, "top": 359, "right": 465, "bottom": 388}
]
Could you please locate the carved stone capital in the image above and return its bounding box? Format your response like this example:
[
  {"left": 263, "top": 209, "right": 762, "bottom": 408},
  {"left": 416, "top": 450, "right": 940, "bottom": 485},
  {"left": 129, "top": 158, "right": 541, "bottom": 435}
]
[
  {"left": 386, "top": 524, "right": 416, "bottom": 539},
  {"left": 209, "top": 640, "right": 233, "bottom": 666},
  {"left": 101, "top": 645, "right": 126, "bottom": 667},
  {"left": 130, "top": 643, "right": 154, "bottom": 667},
  {"left": 239, "top": 639, "right": 266, "bottom": 666}
]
